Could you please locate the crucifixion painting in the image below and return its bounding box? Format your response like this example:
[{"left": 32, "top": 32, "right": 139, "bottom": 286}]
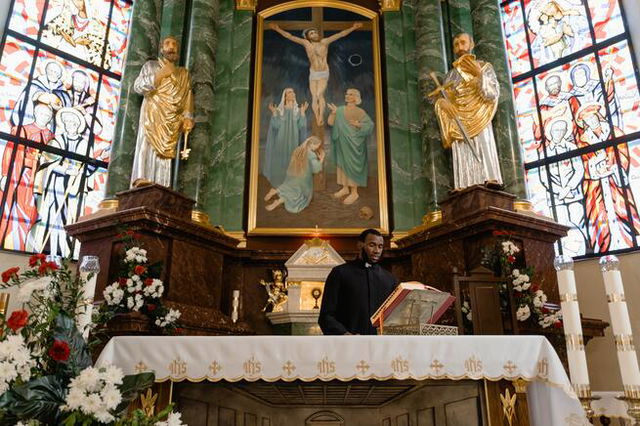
[{"left": 249, "top": 4, "right": 388, "bottom": 235}]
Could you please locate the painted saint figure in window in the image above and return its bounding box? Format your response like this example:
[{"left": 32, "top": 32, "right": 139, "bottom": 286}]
[
  {"left": 526, "top": 0, "right": 586, "bottom": 62},
  {"left": 0, "top": 102, "right": 56, "bottom": 250},
  {"left": 42, "top": 0, "right": 112, "bottom": 69},
  {"left": 569, "top": 63, "right": 622, "bottom": 129},
  {"left": 576, "top": 103, "right": 640, "bottom": 252},
  {"left": 262, "top": 88, "right": 308, "bottom": 188}
]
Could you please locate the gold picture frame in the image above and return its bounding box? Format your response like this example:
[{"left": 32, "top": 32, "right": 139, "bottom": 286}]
[{"left": 247, "top": 0, "right": 389, "bottom": 236}]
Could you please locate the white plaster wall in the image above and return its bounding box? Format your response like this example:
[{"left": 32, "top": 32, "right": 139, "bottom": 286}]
[
  {"left": 622, "top": 0, "right": 640, "bottom": 65},
  {"left": 575, "top": 252, "right": 640, "bottom": 391},
  {"left": 0, "top": 251, "right": 32, "bottom": 314}
]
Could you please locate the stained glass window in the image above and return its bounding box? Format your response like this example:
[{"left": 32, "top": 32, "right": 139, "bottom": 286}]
[
  {"left": 501, "top": 0, "right": 640, "bottom": 258},
  {"left": 0, "top": 0, "right": 133, "bottom": 257}
]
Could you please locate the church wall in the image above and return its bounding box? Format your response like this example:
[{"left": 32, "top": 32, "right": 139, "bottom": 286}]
[
  {"left": 622, "top": 0, "right": 640, "bottom": 66},
  {"left": 0, "top": 0, "right": 10, "bottom": 36},
  {"left": 575, "top": 252, "right": 640, "bottom": 392},
  {"left": 206, "top": 0, "right": 252, "bottom": 232},
  {"left": 383, "top": 1, "right": 428, "bottom": 232}
]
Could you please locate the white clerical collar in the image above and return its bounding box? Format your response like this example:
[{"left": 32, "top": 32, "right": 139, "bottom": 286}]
[{"left": 365, "top": 262, "right": 372, "bottom": 268}]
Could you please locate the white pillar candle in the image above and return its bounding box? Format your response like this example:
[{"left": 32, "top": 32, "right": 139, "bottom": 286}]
[
  {"left": 78, "top": 256, "right": 100, "bottom": 340},
  {"left": 231, "top": 290, "right": 240, "bottom": 323},
  {"left": 555, "top": 255, "right": 591, "bottom": 391},
  {"left": 600, "top": 255, "right": 640, "bottom": 394}
]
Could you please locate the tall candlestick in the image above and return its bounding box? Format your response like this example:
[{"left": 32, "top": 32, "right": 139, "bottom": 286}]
[
  {"left": 231, "top": 290, "right": 240, "bottom": 324},
  {"left": 78, "top": 256, "right": 100, "bottom": 340},
  {"left": 554, "top": 255, "right": 597, "bottom": 418},
  {"left": 600, "top": 256, "right": 640, "bottom": 410}
]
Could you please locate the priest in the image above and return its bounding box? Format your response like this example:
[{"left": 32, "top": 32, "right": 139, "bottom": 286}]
[{"left": 319, "top": 229, "right": 398, "bottom": 335}]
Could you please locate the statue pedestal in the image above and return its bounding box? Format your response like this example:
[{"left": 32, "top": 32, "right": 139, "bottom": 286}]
[
  {"left": 66, "top": 184, "right": 252, "bottom": 335},
  {"left": 266, "top": 311, "right": 321, "bottom": 335}
]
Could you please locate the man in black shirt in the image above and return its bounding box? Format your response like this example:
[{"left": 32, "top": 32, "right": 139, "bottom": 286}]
[{"left": 319, "top": 229, "right": 399, "bottom": 335}]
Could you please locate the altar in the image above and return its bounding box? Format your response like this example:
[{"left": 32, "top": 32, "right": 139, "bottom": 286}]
[{"left": 96, "top": 335, "right": 589, "bottom": 425}]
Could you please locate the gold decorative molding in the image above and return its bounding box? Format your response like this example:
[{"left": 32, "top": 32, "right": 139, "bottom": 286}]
[
  {"left": 235, "top": 0, "right": 256, "bottom": 11},
  {"left": 513, "top": 378, "right": 528, "bottom": 394},
  {"left": 565, "top": 333, "right": 585, "bottom": 351},
  {"left": 607, "top": 293, "right": 626, "bottom": 303},
  {"left": 500, "top": 388, "right": 517, "bottom": 426},
  {"left": 140, "top": 388, "right": 158, "bottom": 416},
  {"left": 614, "top": 334, "right": 635, "bottom": 351},
  {"left": 98, "top": 198, "right": 119, "bottom": 211},
  {"left": 379, "top": 0, "right": 402, "bottom": 12},
  {"left": 408, "top": 210, "right": 443, "bottom": 235},
  {"left": 559, "top": 293, "right": 578, "bottom": 302},
  {"left": 191, "top": 209, "right": 212, "bottom": 227},
  {"left": 513, "top": 199, "right": 533, "bottom": 212}
]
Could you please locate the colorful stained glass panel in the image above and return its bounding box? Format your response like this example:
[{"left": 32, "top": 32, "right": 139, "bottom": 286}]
[
  {"left": 0, "top": 37, "right": 37, "bottom": 134},
  {"left": 513, "top": 78, "right": 542, "bottom": 163},
  {"left": 598, "top": 41, "right": 640, "bottom": 135},
  {"left": 501, "top": 2, "right": 531, "bottom": 76},
  {"left": 524, "top": 0, "right": 591, "bottom": 68},
  {"left": 589, "top": 0, "right": 624, "bottom": 42},
  {"left": 8, "top": 0, "right": 46, "bottom": 40},
  {"left": 525, "top": 167, "right": 553, "bottom": 218},
  {"left": 107, "top": 0, "right": 134, "bottom": 75},
  {"left": 92, "top": 75, "right": 120, "bottom": 160}
]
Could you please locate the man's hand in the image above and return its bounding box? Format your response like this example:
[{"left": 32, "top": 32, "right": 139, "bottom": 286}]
[
  {"left": 155, "top": 62, "right": 175, "bottom": 83},
  {"left": 182, "top": 117, "right": 194, "bottom": 132}
]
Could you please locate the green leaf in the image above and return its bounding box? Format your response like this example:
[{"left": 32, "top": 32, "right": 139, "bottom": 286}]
[
  {"left": 114, "top": 372, "right": 155, "bottom": 416},
  {"left": 52, "top": 314, "right": 92, "bottom": 373},
  {"left": 0, "top": 375, "right": 67, "bottom": 425}
]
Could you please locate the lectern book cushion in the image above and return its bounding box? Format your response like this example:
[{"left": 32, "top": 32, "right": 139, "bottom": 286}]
[{"left": 370, "top": 282, "right": 455, "bottom": 327}]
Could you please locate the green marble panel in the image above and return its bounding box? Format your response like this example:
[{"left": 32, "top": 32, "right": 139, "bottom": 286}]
[
  {"left": 160, "top": 0, "right": 188, "bottom": 46},
  {"left": 415, "top": 0, "right": 452, "bottom": 210},
  {"left": 105, "top": 0, "right": 164, "bottom": 198},
  {"left": 384, "top": 3, "right": 427, "bottom": 232},
  {"left": 470, "top": 0, "right": 526, "bottom": 198},
  {"left": 446, "top": 0, "right": 474, "bottom": 38},
  {"left": 205, "top": 0, "right": 252, "bottom": 231}
]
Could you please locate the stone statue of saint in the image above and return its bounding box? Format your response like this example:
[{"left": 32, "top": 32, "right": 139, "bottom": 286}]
[
  {"left": 130, "top": 36, "right": 194, "bottom": 188},
  {"left": 433, "top": 33, "right": 503, "bottom": 190}
]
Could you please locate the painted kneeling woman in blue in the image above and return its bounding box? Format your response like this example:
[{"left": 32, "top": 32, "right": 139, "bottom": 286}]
[{"left": 264, "top": 136, "right": 325, "bottom": 212}]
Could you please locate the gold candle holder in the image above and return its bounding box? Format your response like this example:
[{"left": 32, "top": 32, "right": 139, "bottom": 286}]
[
  {"left": 0, "top": 293, "right": 9, "bottom": 318},
  {"left": 616, "top": 386, "right": 640, "bottom": 424},
  {"left": 574, "top": 384, "right": 600, "bottom": 420}
]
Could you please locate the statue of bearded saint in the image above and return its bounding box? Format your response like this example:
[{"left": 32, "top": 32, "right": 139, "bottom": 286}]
[
  {"left": 433, "top": 33, "right": 503, "bottom": 191},
  {"left": 130, "top": 36, "right": 194, "bottom": 188}
]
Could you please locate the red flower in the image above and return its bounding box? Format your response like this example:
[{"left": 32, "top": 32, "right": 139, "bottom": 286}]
[
  {"left": 144, "top": 278, "right": 154, "bottom": 287},
  {"left": 493, "top": 230, "right": 509, "bottom": 236},
  {"left": 513, "top": 292, "right": 523, "bottom": 298},
  {"left": 126, "top": 230, "right": 135, "bottom": 236},
  {"left": 134, "top": 265, "right": 146, "bottom": 275},
  {"left": 118, "top": 277, "right": 128, "bottom": 287},
  {"left": 48, "top": 340, "right": 70, "bottom": 362},
  {"left": 507, "top": 255, "right": 516, "bottom": 264},
  {"left": 531, "top": 285, "right": 540, "bottom": 293},
  {"left": 541, "top": 307, "right": 550, "bottom": 314},
  {"left": 553, "top": 321, "right": 563, "bottom": 329},
  {"left": 133, "top": 233, "right": 143, "bottom": 240},
  {"left": 38, "top": 261, "right": 59, "bottom": 275},
  {"left": 28, "top": 253, "right": 46, "bottom": 267},
  {"left": 146, "top": 303, "right": 157, "bottom": 312},
  {"left": 1, "top": 267, "right": 19, "bottom": 283},
  {"left": 6, "top": 310, "right": 28, "bottom": 332}
]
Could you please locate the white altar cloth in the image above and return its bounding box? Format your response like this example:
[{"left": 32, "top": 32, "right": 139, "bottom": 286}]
[{"left": 96, "top": 335, "right": 589, "bottom": 425}]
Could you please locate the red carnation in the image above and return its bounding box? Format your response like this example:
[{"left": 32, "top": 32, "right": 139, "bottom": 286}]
[
  {"left": 146, "top": 303, "right": 157, "bottom": 312},
  {"left": 119, "top": 277, "right": 128, "bottom": 287},
  {"left": 6, "top": 310, "right": 28, "bottom": 332},
  {"left": 507, "top": 255, "right": 516, "bottom": 264},
  {"left": 1, "top": 267, "right": 19, "bottom": 283},
  {"left": 531, "top": 285, "right": 540, "bottom": 293},
  {"left": 144, "top": 278, "right": 154, "bottom": 287},
  {"left": 133, "top": 233, "right": 143, "bottom": 240},
  {"left": 48, "top": 340, "right": 70, "bottom": 362},
  {"left": 553, "top": 321, "right": 563, "bottom": 329},
  {"left": 38, "top": 261, "right": 59, "bottom": 275},
  {"left": 541, "top": 307, "right": 550, "bottom": 314},
  {"left": 134, "top": 265, "right": 146, "bottom": 275},
  {"left": 28, "top": 253, "right": 47, "bottom": 267},
  {"left": 127, "top": 230, "right": 135, "bottom": 236}
]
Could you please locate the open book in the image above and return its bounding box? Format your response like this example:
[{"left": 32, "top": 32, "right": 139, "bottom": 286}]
[{"left": 371, "top": 281, "right": 455, "bottom": 328}]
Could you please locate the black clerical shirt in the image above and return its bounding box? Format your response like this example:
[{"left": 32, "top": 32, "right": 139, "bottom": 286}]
[{"left": 319, "top": 259, "right": 399, "bottom": 335}]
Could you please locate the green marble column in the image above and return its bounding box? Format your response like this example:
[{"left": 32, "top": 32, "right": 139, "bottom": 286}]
[
  {"left": 470, "top": 0, "right": 526, "bottom": 198},
  {"left": 205, "top": 1, "right": 252, "bottom": 231},
  {"left": 415, "top": 0, "right": 452, "bottom": 214},
  {"left": 384, "top": 1, "right": 427, "bottom": 231},
  {"left": 446, "top": 0, "right": 474, "bottom": 38},
  {"left": 105, "top": 0, "right": 164, "bottom": 199},
  {"left": 160, "top": 0, "right": 188, "bottom": 46},
  {"left": 178, "top": 0, "right": 219, "bottom": 211}
]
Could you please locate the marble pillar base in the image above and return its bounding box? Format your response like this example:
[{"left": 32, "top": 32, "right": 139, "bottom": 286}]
[
  {"left": 266, "top": 311, "right": 322, "bottom": 335},
  {"left": 66, "top": 185, "right": 251, "bottom": 336}
]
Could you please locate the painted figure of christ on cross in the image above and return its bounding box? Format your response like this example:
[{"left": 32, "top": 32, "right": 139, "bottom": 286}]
[{"left": 268, "top": 10, "right": 366, "bottom": 127}]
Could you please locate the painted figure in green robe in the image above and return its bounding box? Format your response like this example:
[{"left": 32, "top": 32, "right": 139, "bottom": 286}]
[
  {"left": 262, "top": 88, "right": 309, "bottom": 187},
  {"left": 328, "top": 88, "right": 374, "bottom": 205},
  {"left": 264, "top": 136, "right": 325, "bottom": 213}
]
